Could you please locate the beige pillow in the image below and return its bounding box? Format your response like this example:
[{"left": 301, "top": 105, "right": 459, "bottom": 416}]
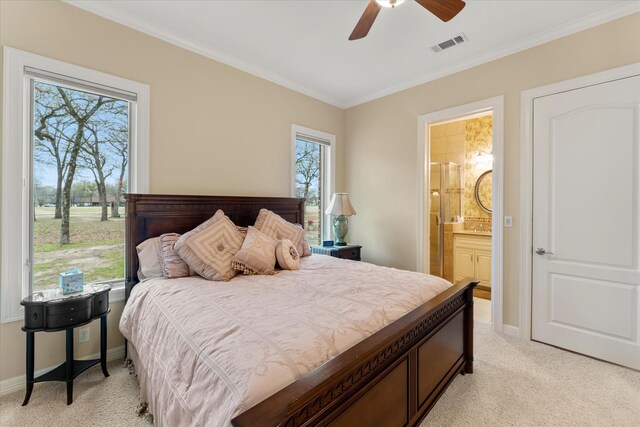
[
  {"left": 178, "top": 214, "right": 245, "bottom": 281},
  {"left": 174, "top": 210, "right": 225, "bottom": 253},
  {"left": 136, "top": 237, "right": 163, "bottom": 280},
  {"left": 301, "top": 239, "right": 312, "bottom": 257},
  {"left": 254, "top": 209, "right": 309, "bottom": 257},
  {"left": 159, "top": 233, "right": 190, "bottom": 279},
  {"left": 232, "top": 226, "right": 278, "bottom": 275},
  {"left": 275, "top": 239, "right": 300, "bottom": 271}
]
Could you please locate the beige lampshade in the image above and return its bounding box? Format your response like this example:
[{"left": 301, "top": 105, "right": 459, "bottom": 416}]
[{"left": 326, "top": 193, "right": 356, "bottom": 216}]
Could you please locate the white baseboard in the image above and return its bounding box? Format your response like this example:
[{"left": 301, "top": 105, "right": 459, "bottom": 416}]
[
  {"left": 502, "top": 324, "right": 521, "bottom": 338},
  {"left": 0, "top": 345, "right": 125, "bottom": 397}
]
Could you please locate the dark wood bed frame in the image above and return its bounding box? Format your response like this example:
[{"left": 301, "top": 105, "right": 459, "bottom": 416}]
[{"left": 125, "top": 193, "right": 478, "bottom": 427}]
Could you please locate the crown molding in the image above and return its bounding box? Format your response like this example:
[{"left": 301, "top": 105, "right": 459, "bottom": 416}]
[
  {"left": 64, "top": 1, "right": 638, "bottom": 110},
  {"left": 63, "top": 0, "right": 347, "bottom": 108},
  {"left": 344, "top": 2, "right": 640, "bottom": 108}
]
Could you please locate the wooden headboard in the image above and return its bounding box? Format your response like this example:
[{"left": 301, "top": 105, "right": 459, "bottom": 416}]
[{"left": 124, "top": 193, "right": 305, "bottom": 300}]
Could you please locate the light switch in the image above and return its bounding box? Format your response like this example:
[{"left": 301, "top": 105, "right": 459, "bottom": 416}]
[{"left": 504, "top": 216, "right": 513, "bottom": 227}]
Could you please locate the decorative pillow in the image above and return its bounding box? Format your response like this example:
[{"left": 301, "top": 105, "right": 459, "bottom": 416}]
[
  {"left": 136, "top": 237, "right": 163, "bottom": 280},
  {"left": 301, "top": 239, "right": 312, "bottom": 257},
  {"left": 178, "top": 214, "right": 245, "bottom": 281},
  {"left": 275, "top": 239, "right": 300, "bottom": 270},
  {"left": 159, "top": 233, "right": 190, "bottom": 279},
  {"left": 253, "top": 209, "right": 309, "bottom": 257},
  {"left": 174, "top": 210, "right": 225, "bottom": 252},
  {"left": 231, "top": 226, "right": 278, "bottom": 275}
]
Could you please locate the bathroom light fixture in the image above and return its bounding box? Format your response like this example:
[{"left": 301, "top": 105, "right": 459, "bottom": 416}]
[
  {"left": 474, "top": 149, "right": 493, "bottom": 164},
  {"left": 376, "top": 0, "right": 406, "bottom": 8}
]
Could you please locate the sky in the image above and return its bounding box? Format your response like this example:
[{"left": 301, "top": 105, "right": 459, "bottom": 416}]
[{"left": 33, "top": 81, "right": 128, "bottom": 189}]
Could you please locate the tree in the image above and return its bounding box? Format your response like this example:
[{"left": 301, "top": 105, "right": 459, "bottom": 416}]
[
  {"left": 102, "top": 103, "right": 129, "bottom": 218},
  {"left": 33, "top": 83, "right": 71, "bottom": 219},
  {"left": 79, "top": 123, "right": 114, "bottom": 221},
  {"left": 77, "top": 101, "right": 128, "bottom": 221},
  {"left": 57, "top": 87, "right": 114, "bottom": 244},
  {"left": 295, "top": 141, "right": 321, "bottom": 203},
  {"left": 33, "top": 177, "right": 56, "bottom": 208},
  {"left": 72, "top": 180, "right": 97, "bottom": 204}
]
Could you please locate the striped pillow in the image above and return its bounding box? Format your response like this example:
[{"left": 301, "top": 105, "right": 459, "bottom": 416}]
[
  {"left": 178, "top": 214, "right": 245, "bottom": 281},
  {"left": 159, "top": 233, "right": 190, "bottom": 279},
  {"left": 232, "top": 226, "right": 278, "bottom": 275}
]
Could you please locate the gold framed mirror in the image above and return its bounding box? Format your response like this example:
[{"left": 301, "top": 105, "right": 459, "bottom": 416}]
[{"left": 474, "top": 170, "right": 492, "bottom": 214}]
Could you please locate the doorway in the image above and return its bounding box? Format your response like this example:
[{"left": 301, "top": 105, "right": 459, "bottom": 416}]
[{"left": 417, "top": 96, "right": 504, "bottom": 333}]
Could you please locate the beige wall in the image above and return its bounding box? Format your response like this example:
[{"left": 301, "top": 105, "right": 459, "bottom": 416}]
[
  {"left": 344, "top": 13, "right": 640, "bottom": 326},
  {"left": 0, "top": 0, "right": 345, "bottom": 383}
]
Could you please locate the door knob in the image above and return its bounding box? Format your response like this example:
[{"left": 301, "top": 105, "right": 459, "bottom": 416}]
[{"left": 536, "top": 248, "right": 554, "bottom": 255}]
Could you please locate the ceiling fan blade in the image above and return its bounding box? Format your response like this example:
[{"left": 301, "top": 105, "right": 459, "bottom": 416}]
[
  {"left": 415, "top": 0, "right": 465, "bottom": 22},
  {"left": 349, "top": 0, "right": 381, "bottom": 41}
]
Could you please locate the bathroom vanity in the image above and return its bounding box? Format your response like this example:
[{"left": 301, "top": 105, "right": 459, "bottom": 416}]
[{"left": 453, "top": 231, "right": 492, "bottom": 294}]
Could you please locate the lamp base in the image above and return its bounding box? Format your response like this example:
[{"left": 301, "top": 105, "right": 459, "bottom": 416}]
[{"left": 333, "top": 216, "right": 349, "bottom": 246}]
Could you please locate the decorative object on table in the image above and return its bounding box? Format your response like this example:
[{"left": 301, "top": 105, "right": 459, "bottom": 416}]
[
  {"left": 310, "top": 244, "right": 362, "bottom": 261},
  {"left": 20, "top": 284, "right": 111, "bottom": 406},
  {"left": 59, "top": 267, "right": 83, "bottom": 295},
  {"left": 325, "top": 193, "right": 356, "bottom": 246},
  {"left": 322, "top": 240, "right": 334, "bottom": 247}
]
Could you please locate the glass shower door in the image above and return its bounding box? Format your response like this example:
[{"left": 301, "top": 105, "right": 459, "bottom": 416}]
[
  {"left": 429, "top": 164, "right": 443, "bottom": 277},
  {"left": 429, "top": 162, "right": 462, "bottom": 278}
]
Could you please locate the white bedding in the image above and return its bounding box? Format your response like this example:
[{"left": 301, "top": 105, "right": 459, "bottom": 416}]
[{"left": 120, "top": 255, "right": 451, "bottom": 426}]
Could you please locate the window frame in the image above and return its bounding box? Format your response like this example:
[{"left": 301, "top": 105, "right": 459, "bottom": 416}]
[
  {"left": 290, "top": 124, "right": 336, "bottom": 244},
  {"left": 1, "top": 47, "right": 149, "bottom": 323}
]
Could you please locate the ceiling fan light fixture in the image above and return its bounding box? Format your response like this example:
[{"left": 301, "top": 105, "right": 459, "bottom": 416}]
[{"left": 376, "top": 0, "right": 405, "bottom": 8}]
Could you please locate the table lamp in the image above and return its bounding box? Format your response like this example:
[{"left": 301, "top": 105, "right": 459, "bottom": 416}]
[{"left": 326, "top": 193, "right": 356, "bottom": 246}]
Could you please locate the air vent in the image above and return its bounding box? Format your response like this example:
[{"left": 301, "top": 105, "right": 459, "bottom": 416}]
[{"left": 431, "top": 33, "right": 468, "bottom": 53}]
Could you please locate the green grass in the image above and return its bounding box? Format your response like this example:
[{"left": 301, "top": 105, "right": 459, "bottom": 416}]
[
  {"left": 33, "top": 207, "right": 125, "bottom": 291},
  {"left": 84, "top": 250, "right": 124, "bottom": 284}
]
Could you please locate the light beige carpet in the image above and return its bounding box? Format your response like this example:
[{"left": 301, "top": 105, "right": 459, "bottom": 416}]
[
  {"left": 1, "top": 320, "right": 638, "bottom": 426},
  {"left": 423, "top": 320, "right": 640, "bottom": 426},
  {"left": 0, "top": 359, "right": 152, "bottom": 427}
]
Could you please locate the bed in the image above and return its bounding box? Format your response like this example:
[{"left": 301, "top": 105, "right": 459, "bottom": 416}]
[{"left": 123, "top": 193, "right": 477, "bottom": 426}]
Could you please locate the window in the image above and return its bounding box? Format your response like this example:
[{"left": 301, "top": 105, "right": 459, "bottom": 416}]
[
  {"left": 31, "top": 80, "right": 129, "bottom": 292},
  {"left": 2, "top": 48, "right": 149, "bottom": 322},
  {"left": 291, "top": 125, "right": 335, "bottom": 246}
]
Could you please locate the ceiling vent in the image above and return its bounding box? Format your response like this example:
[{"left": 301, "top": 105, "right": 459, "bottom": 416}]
[{"left": 431, "top": 33, "right": 468, "bottom": 53}]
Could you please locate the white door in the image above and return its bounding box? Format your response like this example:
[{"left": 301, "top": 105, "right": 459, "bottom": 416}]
[{"left": 532, "top": 75, "right": 640, "bottom": 370}]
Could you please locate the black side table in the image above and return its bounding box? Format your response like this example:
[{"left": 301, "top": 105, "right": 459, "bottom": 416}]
[
  {"left": 21, "top": 284, "right": 111, "bottom": 405},
  {"left": 310, "top": 244, "right": 362, "bottom": 261}
]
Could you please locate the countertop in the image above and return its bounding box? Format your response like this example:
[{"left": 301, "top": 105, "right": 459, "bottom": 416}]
[{"left": 453, "top": 230, "right": 492, "bottom": 237}]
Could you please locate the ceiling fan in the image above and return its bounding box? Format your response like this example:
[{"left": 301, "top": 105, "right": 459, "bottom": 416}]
[{"left": 349, "top": 0, "right": 466, "bottom": 40}]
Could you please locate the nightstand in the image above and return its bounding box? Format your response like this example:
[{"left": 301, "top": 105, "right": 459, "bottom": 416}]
[
  {"left": 21, "top": 284, "right": 111, "bottom": 405},
  {"left": 311, "top": 244, "right": 362, "bottom": 261}
]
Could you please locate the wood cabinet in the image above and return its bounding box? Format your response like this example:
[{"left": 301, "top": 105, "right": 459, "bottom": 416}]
[{"left": 453, "top": 233, "right": 491, "bottom": 291}]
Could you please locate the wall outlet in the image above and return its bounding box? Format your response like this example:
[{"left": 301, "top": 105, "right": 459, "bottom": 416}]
[
  {"left": 504, "top": 216, "right": 513, "bottom": 227},
  {"left": 79, "top": 327, "right": 90, "bottom": 343}
]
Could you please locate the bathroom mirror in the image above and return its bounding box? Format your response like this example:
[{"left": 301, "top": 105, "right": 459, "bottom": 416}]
[{"left": 474, "top": 170, "right": 492, "bottom": 213}]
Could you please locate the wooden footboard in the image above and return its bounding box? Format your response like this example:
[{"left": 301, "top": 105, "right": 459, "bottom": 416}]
[{"left": 232, "top": 278, "right": 477, "bottom": 427}]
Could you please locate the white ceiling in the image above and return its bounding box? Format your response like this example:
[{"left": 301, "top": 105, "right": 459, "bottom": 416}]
[{"left": 67, "top": 1, "right": 639, "bottom": 108}]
